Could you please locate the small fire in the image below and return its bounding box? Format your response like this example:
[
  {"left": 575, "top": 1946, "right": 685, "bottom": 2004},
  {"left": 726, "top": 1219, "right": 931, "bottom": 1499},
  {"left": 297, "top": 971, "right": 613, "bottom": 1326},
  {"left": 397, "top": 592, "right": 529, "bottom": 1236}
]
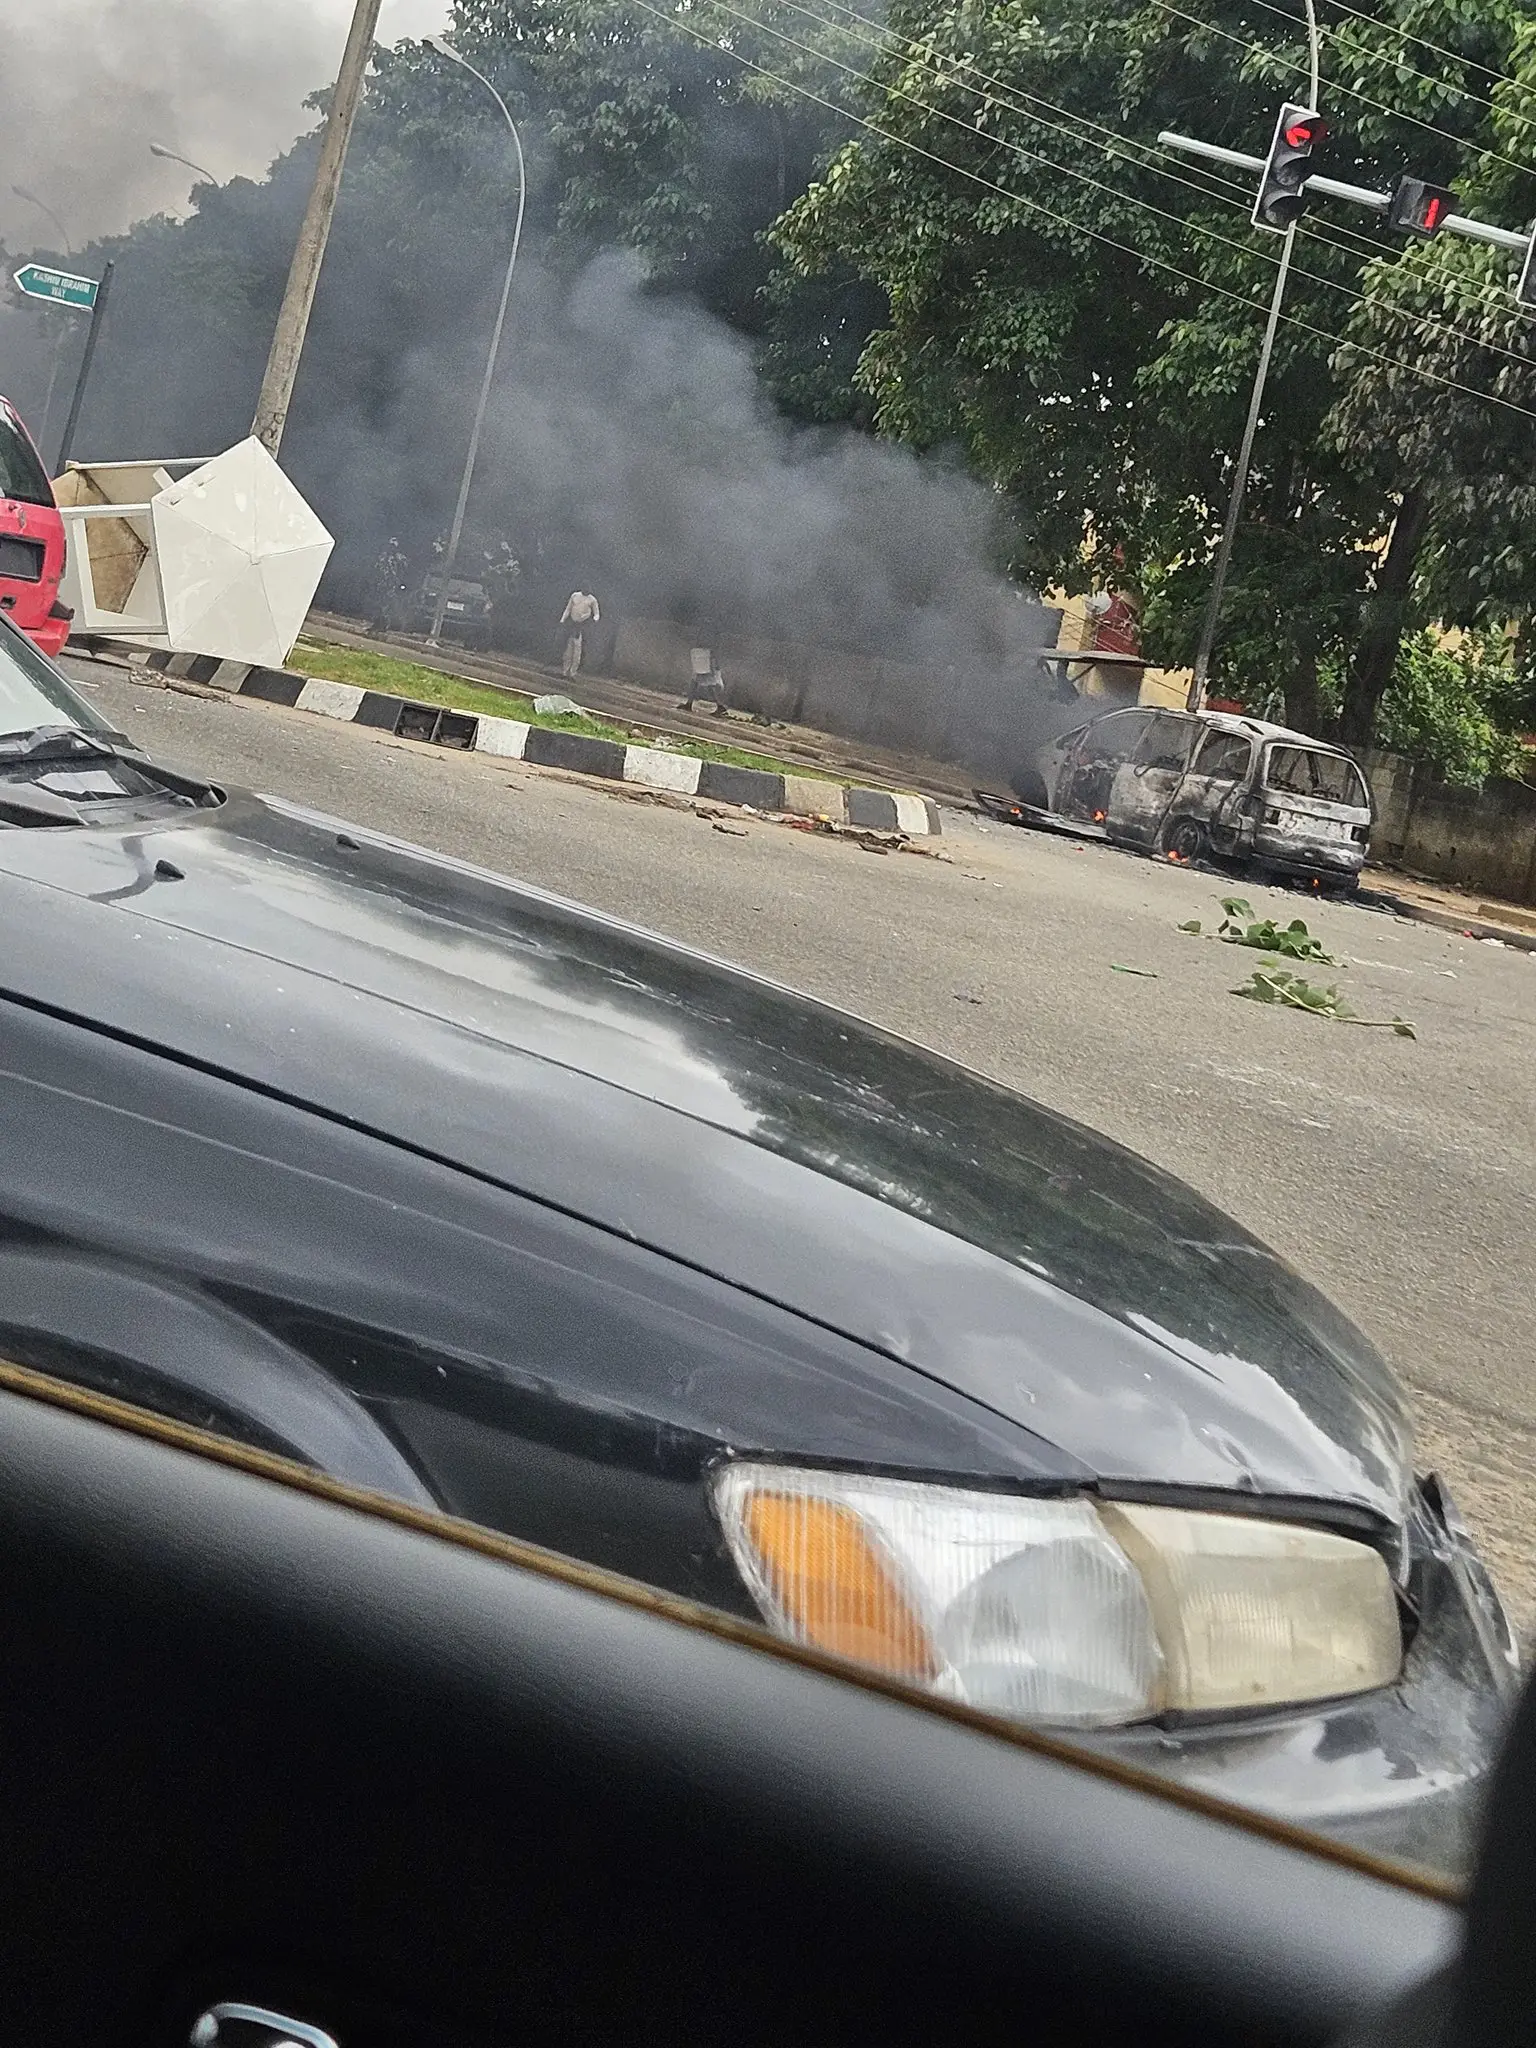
[
  {"left": 1166, "top": 850, "right": 1186, "bottom": 864},
  {"left": 1093, "top": 809, "right": 1106, "bottom": 823}
]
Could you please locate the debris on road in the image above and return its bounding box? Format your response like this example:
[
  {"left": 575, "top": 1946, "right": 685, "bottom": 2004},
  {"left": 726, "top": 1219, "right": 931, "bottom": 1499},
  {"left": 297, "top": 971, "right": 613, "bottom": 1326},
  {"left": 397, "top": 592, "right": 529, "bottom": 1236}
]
[
  {"left": 712, "top": 821, "right": 749, "bottom": 837},
  {"left": 1110, "top": 964, "right": 1159, "bottom": 978},
  {"left": 953, "top": 989, "right": 983, "bottom": 1004},
  {"left": 1181, "top": 899, "right": 1336, "bottom": 962},
  {"left": 1232, "top": 968, "right": 1416, "bottom": 1037},
  {"left": 1217, "top": 898, "right": 1334, "bottom": 962}
]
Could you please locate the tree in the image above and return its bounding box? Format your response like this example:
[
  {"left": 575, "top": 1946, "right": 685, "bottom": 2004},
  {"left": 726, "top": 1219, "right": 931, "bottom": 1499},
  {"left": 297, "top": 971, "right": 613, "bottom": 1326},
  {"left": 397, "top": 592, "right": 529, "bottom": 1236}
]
[
  {"left": 1368, "top": 628, "right": 1528, "bottom": 784},
  {"left": 770, "top": 0, "right": 1536, "bottom": 738},
  {"left": 1, "top": 0, "right": 865, "bottom": 607}
]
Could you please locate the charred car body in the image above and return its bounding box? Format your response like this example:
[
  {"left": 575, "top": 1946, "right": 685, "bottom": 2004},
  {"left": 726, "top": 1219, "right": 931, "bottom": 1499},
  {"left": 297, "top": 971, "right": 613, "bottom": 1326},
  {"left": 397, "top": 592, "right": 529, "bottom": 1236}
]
[
  {"left": 0, "top": 618, "right": 1514, "bottom": 1873},
  {"left": 1011, "top": 707, "right": 1372, "bottom": 888}
]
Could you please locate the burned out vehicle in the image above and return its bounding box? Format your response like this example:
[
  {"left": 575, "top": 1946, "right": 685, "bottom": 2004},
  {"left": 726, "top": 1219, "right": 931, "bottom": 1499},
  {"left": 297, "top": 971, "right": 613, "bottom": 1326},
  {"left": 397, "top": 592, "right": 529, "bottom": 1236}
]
[{"left": 1012, "top": 708, "right": 1372, "bottom": 889}]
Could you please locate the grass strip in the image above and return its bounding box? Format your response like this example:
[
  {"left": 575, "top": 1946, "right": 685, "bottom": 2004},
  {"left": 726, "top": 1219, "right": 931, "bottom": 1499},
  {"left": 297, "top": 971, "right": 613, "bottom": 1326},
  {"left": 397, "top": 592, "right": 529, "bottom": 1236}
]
[{"left": 292, "top": 639, "right": 825, "bottom": 783}]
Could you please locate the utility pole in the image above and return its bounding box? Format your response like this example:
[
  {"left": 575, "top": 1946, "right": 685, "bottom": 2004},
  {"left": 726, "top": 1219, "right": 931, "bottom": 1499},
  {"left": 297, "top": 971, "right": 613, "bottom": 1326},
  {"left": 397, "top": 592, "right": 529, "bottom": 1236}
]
[{"left": 251, "top": 0, "right": 383, "bottom": 458}]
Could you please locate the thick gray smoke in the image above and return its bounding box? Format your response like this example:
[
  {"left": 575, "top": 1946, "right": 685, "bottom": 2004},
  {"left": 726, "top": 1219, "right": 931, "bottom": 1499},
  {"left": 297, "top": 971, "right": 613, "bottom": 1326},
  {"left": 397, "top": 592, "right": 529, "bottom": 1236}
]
[
  {"left": 303, "top": 248, "right": 1071, "bottom": 771},
  {"left": 0, "top": 10, "right": 1077, "bottom": 779},
  {"left": 397, "top": 250, "right": 1032, "bottom": 652},
  {"left": 0, "top": 0, "right": 369, "bottom": 246}
]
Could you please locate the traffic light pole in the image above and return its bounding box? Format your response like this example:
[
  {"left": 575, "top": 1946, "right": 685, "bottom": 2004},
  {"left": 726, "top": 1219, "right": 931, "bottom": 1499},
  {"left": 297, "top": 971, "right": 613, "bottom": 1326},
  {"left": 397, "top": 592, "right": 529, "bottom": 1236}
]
[
  {"left": 1158, "top": 130, "right": 1532, "bottom": 257},
  {"left": 1187, "top": 228, "right": 1296, "bottom": 708},
  {"left": 1162, "top": 0, "right": 1536, "bottom": 704},
  {"left": 1181, "top": 0, "right": 1317, "bottom": 708}
]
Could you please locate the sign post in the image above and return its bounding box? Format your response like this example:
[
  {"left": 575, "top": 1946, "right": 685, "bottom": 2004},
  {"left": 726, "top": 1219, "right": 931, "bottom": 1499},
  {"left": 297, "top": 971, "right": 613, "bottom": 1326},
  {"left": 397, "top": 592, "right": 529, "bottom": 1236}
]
[
  {"left": 52, "top": 260, "right": 114, "bottom": 473},
  {"left": 12, "top": 264, "right": 99, "bottom": 311}
]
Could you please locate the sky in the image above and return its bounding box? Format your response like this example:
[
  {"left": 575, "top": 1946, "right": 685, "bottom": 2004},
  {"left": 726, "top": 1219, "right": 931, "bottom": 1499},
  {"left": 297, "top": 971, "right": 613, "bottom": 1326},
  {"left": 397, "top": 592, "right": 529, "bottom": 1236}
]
[{"left": 0, "top": 0, "right": 450, "bottom": 252}]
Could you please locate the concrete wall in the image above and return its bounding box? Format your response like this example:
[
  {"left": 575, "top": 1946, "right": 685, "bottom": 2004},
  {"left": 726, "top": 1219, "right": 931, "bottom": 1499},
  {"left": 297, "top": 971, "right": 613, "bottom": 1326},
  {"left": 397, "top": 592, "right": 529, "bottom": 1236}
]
[
  {"left": 1361, "top": 748, "right": 1536, "bottom": 905},
  {"left": 613, "top": 610, "right": 1065, "bottom": 780}
]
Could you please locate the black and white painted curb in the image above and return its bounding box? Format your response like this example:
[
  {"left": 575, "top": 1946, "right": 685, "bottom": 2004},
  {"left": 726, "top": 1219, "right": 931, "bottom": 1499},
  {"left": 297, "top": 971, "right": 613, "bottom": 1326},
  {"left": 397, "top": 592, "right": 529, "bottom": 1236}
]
[{"left": 139, "top": 649, "right": 942, "bottom": 837}]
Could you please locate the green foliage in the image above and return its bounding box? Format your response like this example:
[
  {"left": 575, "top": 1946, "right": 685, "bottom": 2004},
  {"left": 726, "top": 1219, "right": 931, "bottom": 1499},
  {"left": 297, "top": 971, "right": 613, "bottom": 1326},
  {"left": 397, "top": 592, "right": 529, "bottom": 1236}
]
[
  {"left": 1318, "top": 628, "right": 1529, "bottom": 784},
  {"left": 1232, "top": 967, "right": 1416, "bottom": 1035},
  {"left": 770, "top": 0, "right": 1536, "bottom": 732},
  {"left": 1376, "top": 630, "right": 1529, "bottom": 786},
  {"left": 1215, "top": 898, "right": 1334, "bottom": 962}
]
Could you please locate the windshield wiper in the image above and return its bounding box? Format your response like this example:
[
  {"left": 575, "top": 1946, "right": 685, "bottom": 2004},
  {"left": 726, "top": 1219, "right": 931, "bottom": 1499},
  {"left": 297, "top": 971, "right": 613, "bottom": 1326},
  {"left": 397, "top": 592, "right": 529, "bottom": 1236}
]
[
  {"left": 0, "top": 724, "right": 139, "bottom": 764},
  {"left": 0, "top": 724, "right": 221, "bottom": 811},
  {"left": 0, "top": 783, "right": 83, "bottom": 827}
]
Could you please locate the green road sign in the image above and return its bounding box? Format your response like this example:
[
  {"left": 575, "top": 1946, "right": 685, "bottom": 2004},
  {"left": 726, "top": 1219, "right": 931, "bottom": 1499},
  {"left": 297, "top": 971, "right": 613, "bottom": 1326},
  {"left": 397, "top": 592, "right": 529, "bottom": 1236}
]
[{"left": 12, "top": 264, "right": 99, "bottom": 310}]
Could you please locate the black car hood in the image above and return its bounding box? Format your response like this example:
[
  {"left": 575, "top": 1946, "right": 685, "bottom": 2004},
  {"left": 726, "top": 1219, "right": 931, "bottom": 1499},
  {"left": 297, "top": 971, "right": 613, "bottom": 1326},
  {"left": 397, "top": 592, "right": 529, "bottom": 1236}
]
[{"left": 0, "top": 795, "right": 1413, "bottom": 1523}]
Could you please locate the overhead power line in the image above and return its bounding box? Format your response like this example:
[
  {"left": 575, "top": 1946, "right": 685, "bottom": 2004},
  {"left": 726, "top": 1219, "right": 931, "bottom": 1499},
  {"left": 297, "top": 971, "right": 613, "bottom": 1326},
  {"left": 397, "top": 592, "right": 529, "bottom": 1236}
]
[
  {"left": 1321, "top": 0, "right": 1531, "bottom": 95},
  {"left": 758, "top": 0, "right": 1536, "bottom": 368},
  {"left": 1236, "top": 0, "right": 1536, "bottom": 141},
  {"left": 701, "top": 0, "right": 1536, "bottom": 375},
  {"left": 626, "top": 0, "right": 1536, "bottom": 423},
  {"left": 1149, "top": 0, "right": 1536, "bottom": 182},
  {"left": 793, "top": 0, "right": 1531, "bottom": 316}
]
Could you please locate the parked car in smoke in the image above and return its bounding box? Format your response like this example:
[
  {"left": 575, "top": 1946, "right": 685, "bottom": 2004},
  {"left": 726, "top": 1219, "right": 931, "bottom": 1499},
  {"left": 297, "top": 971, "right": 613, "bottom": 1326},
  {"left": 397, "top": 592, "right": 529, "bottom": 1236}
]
[
  {"left": 0, "top": 398, "right": 70, "bottom": 659},
  {"left": 417, "top": 571, "right": 492, "bottom": 647},
  {"left": 1005, "top": 706, "right": 1372, "bottom": 890}
]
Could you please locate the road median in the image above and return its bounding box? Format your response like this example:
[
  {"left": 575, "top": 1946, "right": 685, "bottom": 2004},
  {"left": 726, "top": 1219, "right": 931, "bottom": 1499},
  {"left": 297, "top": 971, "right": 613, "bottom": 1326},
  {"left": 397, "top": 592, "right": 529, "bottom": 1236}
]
[{"left": 135, "top": 647, "right": 942, "bottom": 837}]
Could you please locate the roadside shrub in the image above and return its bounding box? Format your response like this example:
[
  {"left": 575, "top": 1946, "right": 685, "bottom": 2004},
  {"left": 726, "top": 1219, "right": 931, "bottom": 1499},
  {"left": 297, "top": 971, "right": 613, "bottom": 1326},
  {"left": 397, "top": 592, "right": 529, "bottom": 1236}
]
[{"left": 1375, "top": 631, "right": 1528, "bottom": 788}]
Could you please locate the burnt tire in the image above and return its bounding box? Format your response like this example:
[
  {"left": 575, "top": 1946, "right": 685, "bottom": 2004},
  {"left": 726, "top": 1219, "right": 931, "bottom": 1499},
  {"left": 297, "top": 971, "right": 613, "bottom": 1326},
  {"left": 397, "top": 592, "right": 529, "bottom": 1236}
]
[{"left": 1162, "top": 816, "right": 1207, "bottom": 863}]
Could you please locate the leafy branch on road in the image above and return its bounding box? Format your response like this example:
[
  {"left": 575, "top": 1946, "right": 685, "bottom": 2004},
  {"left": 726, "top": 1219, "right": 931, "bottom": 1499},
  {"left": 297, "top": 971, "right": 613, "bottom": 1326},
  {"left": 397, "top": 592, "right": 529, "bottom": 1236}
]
[
  {"left": 1232, "top": 968, "right": 1416, "bottom": 1037},
  {"left": 1180, "top": 898, "right": 1336, "bottom": 963}
]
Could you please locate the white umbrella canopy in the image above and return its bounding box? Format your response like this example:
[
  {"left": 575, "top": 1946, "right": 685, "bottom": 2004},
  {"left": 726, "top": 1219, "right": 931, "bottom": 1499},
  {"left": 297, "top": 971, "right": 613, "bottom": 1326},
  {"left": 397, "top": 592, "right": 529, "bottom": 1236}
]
[{"left": 152, "top": 437, "right": 333, "bottom": 667}]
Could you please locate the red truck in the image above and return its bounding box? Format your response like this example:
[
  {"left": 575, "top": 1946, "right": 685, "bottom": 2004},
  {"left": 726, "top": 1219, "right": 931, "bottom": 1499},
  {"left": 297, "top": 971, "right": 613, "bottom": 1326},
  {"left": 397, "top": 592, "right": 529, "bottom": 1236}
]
[{"left": 0, "top": 398, "right": 70, "bottom": 658}]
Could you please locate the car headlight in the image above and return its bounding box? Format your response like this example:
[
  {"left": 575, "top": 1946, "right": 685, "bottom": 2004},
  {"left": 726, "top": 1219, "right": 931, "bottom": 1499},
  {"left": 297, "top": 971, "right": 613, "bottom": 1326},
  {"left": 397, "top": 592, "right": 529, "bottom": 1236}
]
[{"left": 713, "top": 1465, "right": 1402, "bottom": 1727}]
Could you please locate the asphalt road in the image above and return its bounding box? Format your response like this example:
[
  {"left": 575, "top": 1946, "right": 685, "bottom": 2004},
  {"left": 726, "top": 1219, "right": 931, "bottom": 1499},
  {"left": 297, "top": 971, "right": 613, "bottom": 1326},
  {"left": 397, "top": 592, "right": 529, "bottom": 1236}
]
[{"left": 70, "top": 659, "right": 1536, "bottom": 1630}]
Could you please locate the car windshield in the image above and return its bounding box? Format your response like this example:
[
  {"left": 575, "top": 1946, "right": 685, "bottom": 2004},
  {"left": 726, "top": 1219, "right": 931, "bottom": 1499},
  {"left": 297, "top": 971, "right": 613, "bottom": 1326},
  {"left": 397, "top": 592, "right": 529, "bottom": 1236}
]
[
  {"left": 3, "top": 0, "right": 1527, "bottom": 1912},
  {"left": 0, "top": 410, "right": 52, "bottom": 508},
  {"left": 1265, "top": 745, "right": 1368, "bottom": 806},
  {"left": 0, "top": 615, "right": 116, "bottom": 738}
]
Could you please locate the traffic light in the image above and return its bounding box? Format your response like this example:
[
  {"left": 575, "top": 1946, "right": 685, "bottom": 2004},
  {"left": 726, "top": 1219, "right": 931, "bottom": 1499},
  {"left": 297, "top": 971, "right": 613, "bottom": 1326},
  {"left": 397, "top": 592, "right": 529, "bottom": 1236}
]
[
  {"left": 1517, "top": 232, "right": 1536, "bottom": 313},
  {"left": 1252, "top": 103, "right": 1328, "bottom": 233},
  {"left": 1387, "top": 177, "right": 1456, "bottom": 237}
]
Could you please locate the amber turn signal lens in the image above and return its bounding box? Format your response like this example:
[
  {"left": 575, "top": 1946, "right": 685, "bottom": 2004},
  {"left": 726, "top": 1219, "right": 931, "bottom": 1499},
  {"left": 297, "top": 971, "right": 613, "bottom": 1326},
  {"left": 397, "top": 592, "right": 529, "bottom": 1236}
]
[{"left": 740, "top": 1491, "right": 940, "bottom": 1679}]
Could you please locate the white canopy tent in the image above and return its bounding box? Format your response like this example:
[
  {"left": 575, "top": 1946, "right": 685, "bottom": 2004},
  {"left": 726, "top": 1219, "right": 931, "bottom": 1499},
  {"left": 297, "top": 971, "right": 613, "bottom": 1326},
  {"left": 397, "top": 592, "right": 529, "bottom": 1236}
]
[{"left": 55, "top": 437, "right": 333, "bottom": 669}]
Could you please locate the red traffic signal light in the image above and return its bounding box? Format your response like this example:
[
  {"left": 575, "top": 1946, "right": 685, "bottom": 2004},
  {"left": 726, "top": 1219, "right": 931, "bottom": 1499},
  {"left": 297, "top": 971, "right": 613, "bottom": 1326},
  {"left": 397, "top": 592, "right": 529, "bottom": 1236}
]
[
  {"left": 1283, "top": 115, "right": 1327, "bottom": 149},
  {"left": 1252, "top": 103, "right": 1328, "bottom": 234},
  {"left": 1387, "top": 177, "right": 1457, "bottom": 238}
]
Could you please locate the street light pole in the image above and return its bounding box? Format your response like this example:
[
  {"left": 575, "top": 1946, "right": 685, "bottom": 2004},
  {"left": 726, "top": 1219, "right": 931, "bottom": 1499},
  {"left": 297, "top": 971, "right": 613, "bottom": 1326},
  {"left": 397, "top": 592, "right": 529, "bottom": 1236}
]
[
  {"left": 1185, "top": 0, "right": 1320, "bottom": 711},
  {"left": 11, "top": 185, "right": 71, "bottom": 256},
  {"left": 251, "top": 0, "right": 384, "bottom": 458},
  {"left": 149, "top": 142, "right": 216, "bottom": 183},
  {"left": 422, "top": 35, "right": 527, "bottom": 650}
]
